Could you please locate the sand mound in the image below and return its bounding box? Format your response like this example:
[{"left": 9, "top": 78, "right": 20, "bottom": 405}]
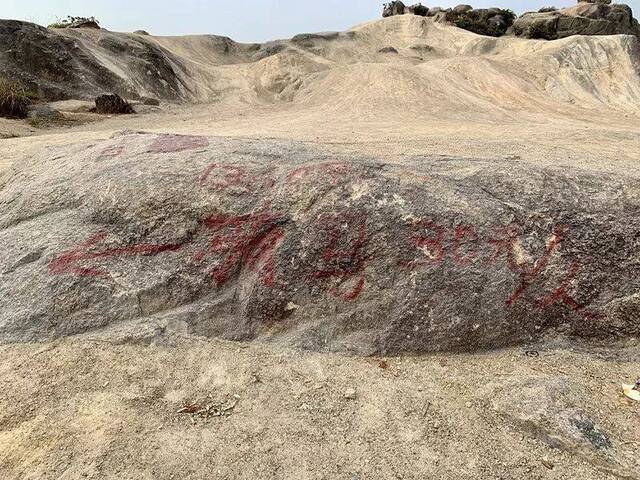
[
  {"left": 0, "top": 132, "right": 638, "bottom": 352},
  {"left": 1, "top": 15, "right": 639, "bottom": 115}
]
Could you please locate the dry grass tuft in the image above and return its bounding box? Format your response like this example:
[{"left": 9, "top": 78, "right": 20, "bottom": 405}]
[{"left": 0, "top": 78, "right": 30, "bottom": 119}]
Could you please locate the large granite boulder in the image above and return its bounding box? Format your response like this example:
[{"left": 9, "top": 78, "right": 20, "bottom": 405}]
[
  {"left": 93, "top": 93, "right": 135, "bottom": 114},
  {"left": 383, "top": 1, "right": 407, "bottom": 17},
  {"left": 512, "top": 1, "right": 640, "bottom": 40},
  {"left": 0, "top": 133, "right": 638, "bottom": 353},
  {"left": 448, "top": 7, "right": 517, "bottom": 37},
  {"left": 407, "top": 4, "right": 429, "bottom": 16},
  {"left": 383, "top": 2, "right": 429, "bottom": 17}
]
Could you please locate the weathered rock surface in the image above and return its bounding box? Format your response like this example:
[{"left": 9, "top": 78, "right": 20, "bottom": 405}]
[
  {"left": 382, "top": 4, "right": 517, "bottom": 38},
  {"left": 383, "top": 2, "right": 429, "bottom": 18},
  {"left": 26, "top": 104, "right": 64, "bottom": 126},
  {"left": 0, "top": 20, "right": 191, "bottom": 101},
  {"left": 383, "top": 1, "right": 408, "bottom": 17},
  {"left": 487, "top": 376, "right": 638, "bottom": 478},
  {"left": 140, "top": 96, "right": 160, "bottom": 106},
  {"left": 93, "top": 93, "right": 135, "bottom": 114},
  {"left": 0, "top": 133, "right": 638, "bottom": 353},
  {"left": 512, "top": 1, "right": 640, "bottom": 40},
  {"left": 381, "top": 2, "right": 639, "bottom": 39}
]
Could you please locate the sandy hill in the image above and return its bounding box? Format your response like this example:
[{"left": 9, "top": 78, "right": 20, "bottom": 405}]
[{"left": 2, "top": 14, "right": 640, "bottom": 118}]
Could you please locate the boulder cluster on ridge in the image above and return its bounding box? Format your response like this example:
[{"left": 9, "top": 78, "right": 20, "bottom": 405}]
[{"left": 382, "top": 1, "right": 640, "bottom": 39}]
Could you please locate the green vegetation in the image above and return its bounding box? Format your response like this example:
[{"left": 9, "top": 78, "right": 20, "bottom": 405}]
[
  {"left": 0, "top": 78, "right": 30, "bottom": 119},
  {"left": 453, "top": 9, "right": 517, "bottom": 37}
]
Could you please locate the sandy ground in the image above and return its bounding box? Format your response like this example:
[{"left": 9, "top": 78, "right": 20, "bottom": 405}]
[
  {"left": 2, "top": 100, "right": 639, "bottom": 178},
  {"left": 1, "top": 14, "right": 640, "bottom": 479},
  {"left": 0, "top": 337, "right": 638, "bottom": 480}
]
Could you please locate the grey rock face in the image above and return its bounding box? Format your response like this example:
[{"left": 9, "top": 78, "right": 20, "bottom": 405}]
[
  {"left": 512, "top": 2, "right": 640, "bottom": 40},
  {"left": 383, "top": 1, "right": 407, "bottom": 18},
  {"left": 452, "top": 4, "right": 473, "bottom": 15},
  {"left": 26, "top": 105, "right": 63, "bottom": 126},
  {"left": 0, "top": 20, "right": 190, "bottom": 102},
  {"left": 488, "top": 377, "right": 628, "bottom": 476},
  {"left": 0, "top": 133, "right": 638, "bottom": 353},
  {"left": 382, "top": 2, "right": 429, "bottom": 18}
]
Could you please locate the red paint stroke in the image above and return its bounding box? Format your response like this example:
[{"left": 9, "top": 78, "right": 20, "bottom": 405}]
[
  {"left": 537, "top": 263, "right": 600, "bottom": 319},
  {"left": 194, "top": 211, "right": 286, "bottom": 287},
  {"left": 452, "top": 224, "right": 480, "bottom": 266},
  {"left": 200, "top": 164, "right": 247, "bottom": 187},
  {"left": 287, "top": 162, "right": 354, "bottom": 186},
  {"left": 504, "top": 226, "right": 567, "bottom": 306},
  {"left": 343, "top": 277, "right": 366, "bottom": 301},
  {"left": 199, "top": 163, "right": 277, "bottom": 192},
  {"left": 487, "top": 223, "right": 523, "bottom": 271},
  {"left": 311, "top": 214, "right": 368, "bottom": 300},
  {"left": 405, "top": 220, "right": 447, "bottom": 268},
  {"left": 149, "top": 134, "right": 209, "bottom": 154},
  {"left": 49, "top": 232, "right": 182, "bottom": 278},
  {"left": 99, "top": 144, "right": 124, "bottom": 158}
]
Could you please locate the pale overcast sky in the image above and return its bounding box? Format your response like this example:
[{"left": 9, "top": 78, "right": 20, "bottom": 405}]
[{"left": 3, "top": 0, "right": 640, "bottom": 42}]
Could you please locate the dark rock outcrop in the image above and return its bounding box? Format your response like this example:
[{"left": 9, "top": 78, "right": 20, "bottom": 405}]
[
  {"left": 0, "top": 20, "right": 190, "bottom": 102},
  {"left": 407, "top": 4, "right": 429, "bottom": 16},
  {"left": 383, "top": 1, "right": 407, "bottom": 17},
  {"left": 512, "top": 1, "right": 640, "bottom": 40},
  {"left": 448, "top": 7, "right": 517, "bottom": 37},
  {"left": 93, "top": 94, "right": 135, "bottom": 114},
  {"left": 67, "top": 20, "right": 100, "bottom": 29},
  {"left": 383, "top": 2, "right": 429, "bottom": 18},
  {"left": 49, "top": 17, "right": 101, "bottom": 30},
  {"left": 0, "top": 20, "right": 128, "bottom": 101},
  {"left": 0, "top": 133, "right": 638, "bottom": 353}
]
